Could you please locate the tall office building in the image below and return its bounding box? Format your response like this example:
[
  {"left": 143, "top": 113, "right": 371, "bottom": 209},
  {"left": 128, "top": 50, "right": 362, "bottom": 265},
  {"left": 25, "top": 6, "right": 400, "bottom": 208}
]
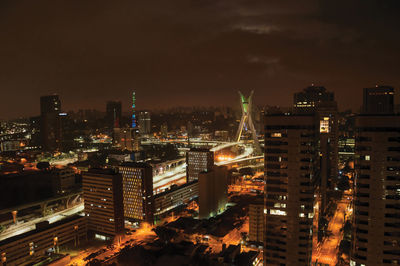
[
  {"left": 294, "top": 86, "right": 339, "bottom": 215},
  {"left": 40, "top": 95, "right": 62, "bottom": 151},
  {"left": 186, "top": 148, "right": 214, "bottom": 183},
  {"left": 351, "top": 88, "right": 400, "bottom": 265},
  {"left": 362, "top": 85, "right": 394, "bottom": 114},
  {"left": 118, "top": 162, "right": 154, "bottom": 224},
  {"left": 82, "top": 168, "right": 124, "bottom": 238},
  {"left": 29, "top": 116, "right": 41, "bottom": 148},
  {"left": 113, "top": 128, "right": 140, "bottom": 152},
  {"left": 293, "top": 85, "right": 335, "bottom": 110},
  {"left": 106, "top": 101, "right": 122, "bottom": 129},
  {"left": 138, "top": 111, "right": 151, "bottom": 136},
  {"left": 264, "top": 113, "right": 316, "bottom": 265},
  {"left": 198, "top": 165, "right": 228, "bottom": 219}
]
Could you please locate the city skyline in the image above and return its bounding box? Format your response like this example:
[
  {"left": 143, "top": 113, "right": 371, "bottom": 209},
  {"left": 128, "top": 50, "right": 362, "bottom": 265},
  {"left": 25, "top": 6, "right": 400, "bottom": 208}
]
[
  {"left": 1, "top": 2, "right": 399, "bottom": 265},
  {"left": 1, "top": 0, "right": 400, "bottom": 119}
]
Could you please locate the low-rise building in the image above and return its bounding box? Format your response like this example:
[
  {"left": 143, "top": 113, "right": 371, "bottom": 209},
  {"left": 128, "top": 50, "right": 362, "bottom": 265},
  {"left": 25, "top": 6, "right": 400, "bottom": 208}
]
[
  {"left": 0, "top": 215, "right": 86, "bottom": 266},
  {"left": 154, "top": 180, "right": 198, "bottom": 217}
]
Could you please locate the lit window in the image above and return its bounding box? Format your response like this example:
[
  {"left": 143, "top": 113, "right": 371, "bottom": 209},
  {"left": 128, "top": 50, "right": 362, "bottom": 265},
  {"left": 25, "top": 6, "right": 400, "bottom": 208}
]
[
  {"left": 270, "top": 209, "right": 286, "bottom": 216},
  {"left": 365, "top": 155, "right": 370, "bottom": 161},
  {"left": 271, "top": 133, "right": 282, "bottom": 138},
  {"left": 320, "top": 118, "right": 330, "bottom": 133}
]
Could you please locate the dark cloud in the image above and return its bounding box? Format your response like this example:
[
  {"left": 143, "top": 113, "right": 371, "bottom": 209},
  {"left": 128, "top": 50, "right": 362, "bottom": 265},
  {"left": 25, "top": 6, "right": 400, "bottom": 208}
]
[{"left": 0, "top": 0, "right": 399, "bottom": 119}]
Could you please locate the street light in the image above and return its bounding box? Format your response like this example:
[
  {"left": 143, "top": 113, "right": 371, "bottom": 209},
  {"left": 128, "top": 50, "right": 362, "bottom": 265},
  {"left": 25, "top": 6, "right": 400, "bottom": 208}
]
[
  {"left": 74, "top": 225, "right": 79, "bottom": 247},
  {"left": 53, "top": 237, "right": 58, "bottom": 253}
]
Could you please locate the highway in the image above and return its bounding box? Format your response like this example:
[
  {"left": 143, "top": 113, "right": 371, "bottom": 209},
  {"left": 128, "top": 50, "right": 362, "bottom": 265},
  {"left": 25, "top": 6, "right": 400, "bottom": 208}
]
[
  {"left": 152, "top": 141, "right": 260, "bottom": 192},
  {"left": 0, "top": 204, "right": 84, "bottom": 241}
]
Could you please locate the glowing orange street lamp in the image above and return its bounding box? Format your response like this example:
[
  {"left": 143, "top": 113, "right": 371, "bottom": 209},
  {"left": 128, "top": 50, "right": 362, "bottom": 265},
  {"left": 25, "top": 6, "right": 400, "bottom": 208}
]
[{"left": 11, "top": 210, "right": 17, "bottom": 224}]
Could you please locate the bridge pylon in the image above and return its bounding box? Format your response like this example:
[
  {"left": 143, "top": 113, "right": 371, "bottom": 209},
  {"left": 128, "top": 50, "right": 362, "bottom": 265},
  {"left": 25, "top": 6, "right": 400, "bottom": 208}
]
[{"left": 235, "top": 90, "right": 262, "bottom": 154}]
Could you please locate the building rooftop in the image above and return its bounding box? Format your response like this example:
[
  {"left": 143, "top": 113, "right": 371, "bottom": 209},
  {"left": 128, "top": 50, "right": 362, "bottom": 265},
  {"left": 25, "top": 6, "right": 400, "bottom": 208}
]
[
  {"left": 188, "top": 148, "right": 212, "bottom": 153},
  {"left": 119, "top": 162, "right": 153, "bottom": 169},
  {"left": 0, "top": 214, "right": 84, "bottom": 246}
]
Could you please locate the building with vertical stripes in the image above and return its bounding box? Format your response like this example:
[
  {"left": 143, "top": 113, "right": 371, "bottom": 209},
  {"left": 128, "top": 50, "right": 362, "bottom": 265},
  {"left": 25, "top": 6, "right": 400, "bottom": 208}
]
[{"left": 118, "top": 162, "right": 154, "bottom": 224}]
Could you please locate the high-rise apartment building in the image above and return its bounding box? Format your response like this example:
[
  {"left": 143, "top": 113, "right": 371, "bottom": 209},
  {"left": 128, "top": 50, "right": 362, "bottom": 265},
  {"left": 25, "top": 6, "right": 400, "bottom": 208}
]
[
  {"left": 40, "top": 95, "right": 62, "bottom": 151},
  {"left": 82, "top": 168, "right": 124, "bottom": 238},
  {"left": 351, "top": 87, "right": 400, "bottom": 265},
  {"left": 118, "top": 162, "right": 154, "bottom": 224},
  {"left": 198, "top": 165, "right": 228, "bottom": 219},
  {"left": 264, "top": 113, "right": 316, "bottom": 265},
  {"left": 249, "top": 197, "right": 264, "bottom": 244},
  {"left": 138, "top": 111, "right": 151, "bottom": 136},
  {"left": 106, "top": 101, "right": 122, "bottom": 129},
  {"left": 293, "top": 86, "right": 339, "bottom": 214},
  {"left": 362, "top": 86, "right": 394, "bottom": 114},
  {"left": 186, "top": 148, "right": 214, "bottom": 183}
]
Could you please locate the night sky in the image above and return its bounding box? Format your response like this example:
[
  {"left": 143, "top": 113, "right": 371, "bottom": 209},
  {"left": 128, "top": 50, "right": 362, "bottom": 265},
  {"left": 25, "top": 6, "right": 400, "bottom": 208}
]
[{"left": 1, "top": 0, "right": 399, "bottom": 119}]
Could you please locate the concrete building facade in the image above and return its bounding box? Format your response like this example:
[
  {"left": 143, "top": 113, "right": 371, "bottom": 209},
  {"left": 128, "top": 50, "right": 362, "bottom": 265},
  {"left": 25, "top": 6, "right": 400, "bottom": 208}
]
[
  {"left": 82, "top": 169, "right": 124, "bottom": 238},
  {"left": 264, "top": 114, "right": 316, "bottom": 265},
  {"left": 198, "top": 165, "right": 228, "bottom": 219},
  {"left": 351, "top": 115, "right": 400, "bottom": 265}
]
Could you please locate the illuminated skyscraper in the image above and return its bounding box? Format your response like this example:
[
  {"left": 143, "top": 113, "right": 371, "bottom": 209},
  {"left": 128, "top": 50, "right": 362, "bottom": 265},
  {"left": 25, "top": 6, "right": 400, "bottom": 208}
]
[
  {"left": 293, "top": 85, "right": 339, "bottom": 216},
  {"left": 264, "top": 113, "right": 317, "bottom": 265},
  {"left": 138, "top": 111, "right": 151, "bottom": 136},
  {"left": 40, "top": 95, "right": 62, "bottom": 151},
  {"left": 186, "top": 148, "right": 214, "bottom": 183},
  {"left": 118, "top": 162, "right": 154, "bottom": 224}
]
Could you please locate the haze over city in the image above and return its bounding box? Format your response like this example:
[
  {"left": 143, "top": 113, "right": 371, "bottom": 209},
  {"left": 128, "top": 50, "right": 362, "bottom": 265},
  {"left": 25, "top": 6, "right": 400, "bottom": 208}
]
[{"left": 1, "top": 0, "right": 400, "bottom": 119}]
